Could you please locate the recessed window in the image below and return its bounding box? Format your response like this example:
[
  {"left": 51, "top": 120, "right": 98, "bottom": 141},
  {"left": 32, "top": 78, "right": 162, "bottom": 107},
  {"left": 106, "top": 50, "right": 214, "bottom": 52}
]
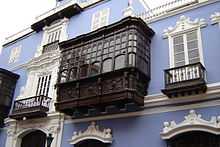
[
  {"left": 173, "top": 30, "right": 200, "bottom": 67},
  {"left": 47, "top": 28, "right": 61, "bottom": 44},
  {"left": 36, "top": 74, "right": 52, "bottom": 96},
  {"left": 115, "top": 55, "right": 125, "bottom": 70},
  {"left": 102, "top": 58, "right": 112, "bottom": 73},
  {"left": 9, "top": 45, "right": 22, "bottom": 63},
  {"left": 164, "top": 16, "right": 206, "bottom": 68},
  {"left": 91, "top": 8, "right": 110, "bottom": 31},
  {"left": 90, "top": 61, "right": 100, "bottom": 75}
]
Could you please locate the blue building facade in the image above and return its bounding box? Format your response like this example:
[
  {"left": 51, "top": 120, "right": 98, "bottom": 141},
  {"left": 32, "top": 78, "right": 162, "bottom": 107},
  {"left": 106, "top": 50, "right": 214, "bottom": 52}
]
[{"left": 1, "top": 0, "right": 220, "bottom": 147}]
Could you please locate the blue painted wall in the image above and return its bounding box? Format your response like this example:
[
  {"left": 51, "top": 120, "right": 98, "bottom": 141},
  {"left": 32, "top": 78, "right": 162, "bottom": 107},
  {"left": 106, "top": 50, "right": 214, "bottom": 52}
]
[
  {"left": 0, "top": 129, "right": 6, "bottom": 147},
  {"left": 148, "top": 1, "right": 220, "bottom": 94},
  {"left": 61, "top": 105, "right": 220, "bottom": 147},
  {"left": 0, "top": 0, "right": 219, "bottom": 102},
  {"left": 0, "top": 32, "right": 43, "bottom": 70}
]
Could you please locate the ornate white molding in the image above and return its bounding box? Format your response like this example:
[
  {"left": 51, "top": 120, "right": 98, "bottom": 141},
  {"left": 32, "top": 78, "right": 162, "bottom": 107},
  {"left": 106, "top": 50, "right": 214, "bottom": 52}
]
[
  {"left": 69, "top": 122, "right": 113, "bottom": 145},
  {"left": 161, "top": 110, "right": 220, "bottom": 139},
  {"left": 163, "top": 15, "right": 207, "bottom": 38},
  {"left": 210, "top": 12, "right": 220, "bottom": 25},
  {"left": 25, "top": 50, "right": 60, "bottom": 71},
  {"left": 5, "top": 112, "right": 64, "bottom": 147}
]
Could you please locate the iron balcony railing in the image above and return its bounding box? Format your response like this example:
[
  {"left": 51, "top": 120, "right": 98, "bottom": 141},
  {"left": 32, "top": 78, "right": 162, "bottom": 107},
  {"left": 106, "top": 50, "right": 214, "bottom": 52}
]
[
  {"left": 164, "top": 62, "right": 206, "bottom": 87},
  {"left": 12, "top": 95, "right": 52, "bottom": 112}
]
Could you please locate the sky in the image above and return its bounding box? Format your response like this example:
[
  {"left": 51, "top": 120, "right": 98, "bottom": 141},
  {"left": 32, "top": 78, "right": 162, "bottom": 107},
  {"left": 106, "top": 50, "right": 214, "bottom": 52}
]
[{"left": 0, "top": 0, "right": 171, "bottom": 53}]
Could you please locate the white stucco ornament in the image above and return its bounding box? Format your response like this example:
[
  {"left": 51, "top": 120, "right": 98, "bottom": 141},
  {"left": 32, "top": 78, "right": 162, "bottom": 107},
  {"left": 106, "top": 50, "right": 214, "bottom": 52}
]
[
  {"left": 163, "top": 15, "right": 207, "bottom": 38},
  {"left": 69, "top": 122, "right": 113, "bottom": 145},
  {"left": 161, "top": 110, "right": 220, "bottom": 139},
  {"left": 210, "top": 12, "right": 220, "bottom": 24}
]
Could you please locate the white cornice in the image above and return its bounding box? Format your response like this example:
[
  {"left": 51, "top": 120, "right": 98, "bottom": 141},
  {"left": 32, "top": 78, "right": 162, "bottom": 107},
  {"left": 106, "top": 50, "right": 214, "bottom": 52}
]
[
  {"left": 163, "top": 15, "right": 207, "bottom": 38},
  {"left": 210, "top": 12, "right": 220, "bottom": 24},
  {"left": 161, "top": 110, "right": 220, "bottom": 139},
  {"left": 69, "top": 122, "right": 113, "bottom": 145}
]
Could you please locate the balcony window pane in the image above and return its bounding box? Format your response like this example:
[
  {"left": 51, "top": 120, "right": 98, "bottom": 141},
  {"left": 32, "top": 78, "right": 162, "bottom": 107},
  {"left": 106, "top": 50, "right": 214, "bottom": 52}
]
[
  {"left": 129, "top": 53, "right": 136, "bottom": 66},
  {"left": 115, "top": 55, "right": 125, "bottom": 70},
  {"left": 90, "top": 62, "right": 100, "bottom": 75},
  {"left": 102, "top": 58, "right": 112, "bottom": 73},
  {"left": 69, "top": 68, "right": 77, "bottom": 81},
  {"left": 80, "top": 65, "right": 89, "bottom": 78}
]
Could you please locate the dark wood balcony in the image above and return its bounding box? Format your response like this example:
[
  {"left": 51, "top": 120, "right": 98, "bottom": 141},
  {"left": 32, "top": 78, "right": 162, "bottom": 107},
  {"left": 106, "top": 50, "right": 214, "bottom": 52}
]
[
  {"left": 162, "top": 62, "right": 207, "bottom": 98},
  {"left": 42, "top": 41, "right": 59, "bottom": 54},
  {"left": 10, "top": 95, "right": 52, "bottom": 120},
  {"left": 0, "top": 68, "right": 19, "bottom": 126},
  {"left": 55, "top": 17, "right": 155, "bottom": 117}
]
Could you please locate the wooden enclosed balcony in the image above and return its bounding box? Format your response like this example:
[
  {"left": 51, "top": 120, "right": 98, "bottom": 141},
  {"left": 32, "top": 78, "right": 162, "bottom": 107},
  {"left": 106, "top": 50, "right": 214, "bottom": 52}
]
[
  {"left": 162, "top": 62, "right": 207, "bottom": 97},
  {"left": 55, "top": 17, "right": 154, "bottom": 117},
  {"left": 10, "top": 95, "right": 52, "bottom": 120},
  {"left": 0, "top": 68, "right": 19, "bottom": 126}
]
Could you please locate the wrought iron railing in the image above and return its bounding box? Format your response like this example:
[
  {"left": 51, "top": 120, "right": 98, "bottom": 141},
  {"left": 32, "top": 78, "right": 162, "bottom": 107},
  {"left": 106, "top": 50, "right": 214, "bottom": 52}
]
[
  {"left": 164, "top": 62, "right": 206, "bottom": 87},
  {"left": 13, "top": 95, "right": 52, "bottom": 111},
  {"left": 42, "top": 41, "right": 59, "bottom": 54}
]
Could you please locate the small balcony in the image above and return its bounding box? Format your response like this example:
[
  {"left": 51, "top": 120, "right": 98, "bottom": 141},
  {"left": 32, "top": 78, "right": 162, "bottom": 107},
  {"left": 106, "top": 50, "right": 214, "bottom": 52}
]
[
  {"left": 10, "top": 95, "right": 52, "bottom": 120},
  {"left": 162, "top": 62, "right": 207, "bottom": 97},
  {"left": 42, "top": 41, "right": 59, "bottom": 54}
]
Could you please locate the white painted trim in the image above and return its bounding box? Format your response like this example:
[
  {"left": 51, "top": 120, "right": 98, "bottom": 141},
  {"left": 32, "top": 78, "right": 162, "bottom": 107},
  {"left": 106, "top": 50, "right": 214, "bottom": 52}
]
[
  {"left": 210, "top": 12, "right": 220, "bottom": 25},
  {"left": 4, "top": 112, "right": 64, "bottom": 147},
  {"left": 161, "top": 110, "right": 220, "bottom": 139},
  {"left": 3, "top": 28, "right": 33, "bottom": 46},
  {"left": 35, "top": 18, "right": 69, "bottom": 57},
  {"left": 69, "top": 122, "right": 112, "bottom": 145},
  {"left": 163, "top": 16, "right": 206, "bottom": 67}
]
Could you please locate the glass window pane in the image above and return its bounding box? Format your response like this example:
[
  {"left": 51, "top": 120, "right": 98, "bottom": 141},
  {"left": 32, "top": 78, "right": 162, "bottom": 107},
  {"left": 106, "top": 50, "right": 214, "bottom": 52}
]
[
  {"left": 174, "top": 44, "right": 184, "bottom": 53},
  {"left": 173, "top": 35, "right": 183, "bottom": 45},
  {"left": 102, "top": 59, "right": 112, "bottom": 73},
  {"left": 129, "top": 53, "right": 136, "bottom": 66},
  {"left": 188, "top": 49, "right": 199, "bottom": 59},
  {"left": 90, "top": 62, "right": 100, "bottom": 75},
  {"left": 189, "top": 58, "right": 200, "bottom": 64},
  {"left": 187, "top": 41, "right": 198, "bottom": 50},
  {"left": 187, "top": 31, "right": 197, "bottom": 41},
  {"left": 175, "top": 61, "right": 185, "bottom": 67},
  {"left": 174, "top": 53, "right": 185, "bottom": 62},
  {"left": 115, "top": 55, "right": 125, "bottom": 70}
]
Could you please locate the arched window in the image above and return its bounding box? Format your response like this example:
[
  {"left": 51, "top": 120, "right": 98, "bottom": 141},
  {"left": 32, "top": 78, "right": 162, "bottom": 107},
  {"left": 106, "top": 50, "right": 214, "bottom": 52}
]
[
  {"left": 76, "top": 139, "right": 109, "bottom": 147},
  {"left": 80, "top": 64, "right": 89, "bottom": 78},
  {"left": 90, "top": 61, "right": 101, "bottom": 76},
  {"left": 60, "top": 69, "right": 68, "bottom": 83},
  {"left": 128, "top": 53, "right": 136, "bottom": 66},
  {"left": 102, "top": 58, "right": 112, "bottom": 73},
  {"left": 115, "top": 55, "right": 125, "bottom": 70},
  {"left": 69, "top": 67, "right": 78, "bottom": 81},
  {"left": 168, "top": 131, "right": 220, "bottom": 147}
]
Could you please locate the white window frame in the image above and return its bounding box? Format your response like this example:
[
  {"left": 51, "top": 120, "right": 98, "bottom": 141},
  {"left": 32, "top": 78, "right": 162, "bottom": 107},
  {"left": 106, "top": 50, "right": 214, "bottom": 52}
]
[
  {"left": 8, "top": 45, "right": 22, "bottom": 63},
  {"left": 35, "top": 17, "right": 69, "bottom": 57},
  {"left": 91, "top": 8, "right": 110, "bottom": 31},
  {"left": 163, "top": 16, "right": 207, "bottom": 68}
]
